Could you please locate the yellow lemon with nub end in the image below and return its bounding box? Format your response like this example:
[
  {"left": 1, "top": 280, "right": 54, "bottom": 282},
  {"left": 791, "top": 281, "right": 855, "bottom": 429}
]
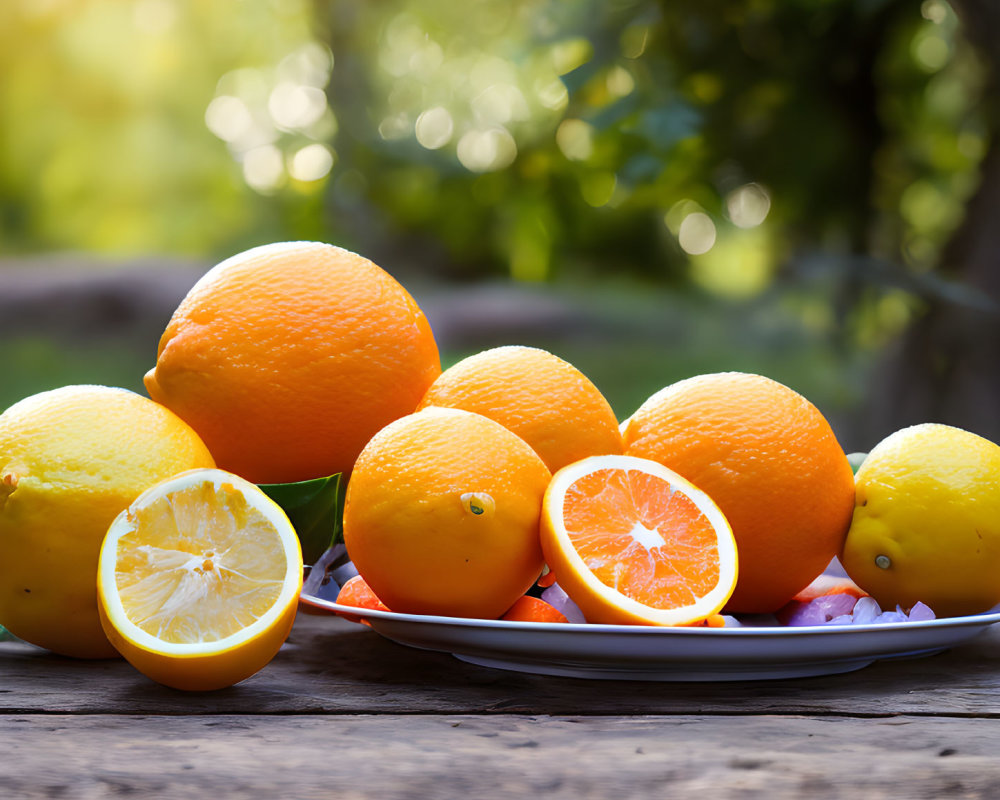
[
  {"left": 841, "top": 423, "right": 1000, "bottom": 618},
  {"left": 97, "top": 468, "right": 303, "bottom": 691},
  {"left": 0, "top": 386, "right": 215, "bottom": 659}
]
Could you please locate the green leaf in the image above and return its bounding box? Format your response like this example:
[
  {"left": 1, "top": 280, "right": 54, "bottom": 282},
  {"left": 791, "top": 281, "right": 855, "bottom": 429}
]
[
  {"left": 258, "top": 474, "right": 345, "bottom": 566},
  {"left": 0, "top": 625, "right": 14, "bottom": 643}
]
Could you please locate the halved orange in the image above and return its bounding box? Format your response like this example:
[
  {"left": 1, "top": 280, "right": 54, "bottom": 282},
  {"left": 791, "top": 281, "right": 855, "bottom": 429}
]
[
  {"left": 97, "top": 468, "right": 303, "bottom": 691},
  {"left": 540, "top": 455, "right": 738, "bottom": 626}
]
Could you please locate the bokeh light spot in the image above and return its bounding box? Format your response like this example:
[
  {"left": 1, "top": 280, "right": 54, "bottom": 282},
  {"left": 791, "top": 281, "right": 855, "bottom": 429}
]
[
  {"left": 678, "top": 213, "right": 717, "bottom": 255},
  {"left": 457, "top": 127, "right": 517, "bottom": 172},
  {"left": 535, "top": 78, "right": 568, "bottom": 111},
  {"left": 920, "top": 0, "right": 949, "bottom": 24},
  {"left": 606, "top": 66, "right": 635, "bottom": 98},
  {"left": 205, "top": 96, "right": 253, "bottom": 143},
  {"left": 243, "top": 145, "right": 285, "bottom": 194},
  {"left": 289, "top": 143, "right": 334, "bottom": 182},
  {"left": 726, "top": 183, "right": 771, "bottom": 228},
  {"left": 556, "top": 118, "right": 594, "bottom": 162},
  {"left": 379, "top": 113, "right": 411, "bottom": 141},
  {"left": 415, "top": 106, "right": 454, "bottom": 150},
  {"left": 268, "top": 82, "right": 328, "bottom": 130},
  {"left": 550, "top": 38, "right": 593, "bottom": 75},
  {"left": 912, "top": 30, "right": 950, "bottom": 72}
]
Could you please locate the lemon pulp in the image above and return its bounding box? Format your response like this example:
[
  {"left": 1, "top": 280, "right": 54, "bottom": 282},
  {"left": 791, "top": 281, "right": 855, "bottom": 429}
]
[{"left": 113, "top": 481, "right": 286, "bottom": 644}]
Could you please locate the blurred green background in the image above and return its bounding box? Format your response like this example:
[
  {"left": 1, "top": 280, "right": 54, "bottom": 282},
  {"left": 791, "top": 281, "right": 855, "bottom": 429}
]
[{"left": 2, "top": 0, "right": 998, "bottom": 451}]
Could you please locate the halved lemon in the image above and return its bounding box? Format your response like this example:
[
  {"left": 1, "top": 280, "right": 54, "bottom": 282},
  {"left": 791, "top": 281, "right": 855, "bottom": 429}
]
[
  {"left": 540, "top": 454, "right": 738, "bottom": 626},
  {"left": 97, "top": 468, "right": 303, "bottom": 691}
]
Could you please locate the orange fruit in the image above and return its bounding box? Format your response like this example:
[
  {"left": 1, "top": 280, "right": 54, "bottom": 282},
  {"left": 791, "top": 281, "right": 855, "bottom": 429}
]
[
  {"left": 343, "top": 406, "right": 551, "bottom": 619},
  {"left": 97, "top": 468, "right": 303, "bottom": 691},
  {"left": 416, "top": 345, "right": 623, "bottom": 473},
  {"left": 144, "top": 241, "right": 441, "bottom": 484},
  {"left": 501, "top": 595, "right": 569, "bottom": 623},
  {"left": 335, "top": 575, "right": 391, "bottom": 624},
  {"left": 622, "top": 372, "right": 855, "bottom": 613},
  {"left": 540, "top": 454, "right": 737, "bottom": 626}
]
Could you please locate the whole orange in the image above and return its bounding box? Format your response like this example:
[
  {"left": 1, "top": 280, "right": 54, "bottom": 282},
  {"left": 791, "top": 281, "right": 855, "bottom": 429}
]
[
  {"left": 416, "top": 345, "right": 623, "bottom": 473},
  {"left": 144, "top": 242, "right": 441, "bottom": 484},
  {"left": 343, "top": 406, "right": 551, "bottom": 619},
  {"left": 622, "top": 372, "right": 855, "bottom": 613}
]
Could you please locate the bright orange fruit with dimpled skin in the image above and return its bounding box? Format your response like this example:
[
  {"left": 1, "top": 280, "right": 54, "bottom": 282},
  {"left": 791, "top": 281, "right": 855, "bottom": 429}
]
[
  {"left": 343, "top": 406, "right": 551, "bottom": 620},
  {"left": 417, "top": 345, "right": 623, "bottom": 473},
  {"left": 622, "top": 372, "right": 855, "bottom": 614},
  {"left": 144, "top": 242, "right": 441, "bottom": 484}
]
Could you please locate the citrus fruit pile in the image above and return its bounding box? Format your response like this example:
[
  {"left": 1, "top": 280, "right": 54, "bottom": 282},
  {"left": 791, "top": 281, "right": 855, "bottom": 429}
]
[{"left": 2, "top": 239, "right": 999, "bottom": 692}]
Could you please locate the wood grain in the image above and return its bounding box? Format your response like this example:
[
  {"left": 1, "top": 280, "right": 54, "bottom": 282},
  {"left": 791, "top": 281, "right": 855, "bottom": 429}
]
[
  {"left": 2, "top": 713, "right": 998, "bottom": 799},
  {"left": 3, "top": 613, "right": 1000, "bottom": 717}
]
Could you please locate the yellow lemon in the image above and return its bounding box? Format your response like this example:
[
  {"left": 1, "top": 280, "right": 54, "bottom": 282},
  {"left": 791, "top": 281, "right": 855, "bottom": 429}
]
[
  {"left": 97, "top": 468, "right": 303, "bottom": 691},
  {"left": 841, "top": 423, "right": 1000, "bottom": 618},
  {"left": 0, "top": 386, "right": 215, "bottom": 658}
]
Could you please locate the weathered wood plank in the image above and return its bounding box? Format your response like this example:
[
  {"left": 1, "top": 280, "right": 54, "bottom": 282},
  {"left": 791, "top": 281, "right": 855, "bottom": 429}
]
[
  {"left": 1, "top": 713, "right": 998, "bottom": 799},
  {"left": 3, "top": 613, "right": 1000, "bottom": 717}
]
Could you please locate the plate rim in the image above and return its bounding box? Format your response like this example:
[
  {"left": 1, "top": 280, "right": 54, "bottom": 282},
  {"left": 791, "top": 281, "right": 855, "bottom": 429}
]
[{"left": 300, "top": 591, "right": 1000, "bottom": 637}]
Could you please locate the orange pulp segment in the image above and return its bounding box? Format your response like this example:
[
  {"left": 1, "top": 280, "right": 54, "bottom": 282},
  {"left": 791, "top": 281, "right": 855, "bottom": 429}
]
[{"left": 540, "top": 455, "right": 737, "bottom": 626}]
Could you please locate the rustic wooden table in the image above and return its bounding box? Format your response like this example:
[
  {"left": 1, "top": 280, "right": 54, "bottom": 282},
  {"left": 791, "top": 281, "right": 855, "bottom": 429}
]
[{"left": 4, "top": 610, "right": 1000, "bottom": 798}]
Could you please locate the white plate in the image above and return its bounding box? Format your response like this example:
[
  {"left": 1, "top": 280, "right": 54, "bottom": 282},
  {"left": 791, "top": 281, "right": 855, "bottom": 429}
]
[{"left": 299, "top": 593, "right": 1000, "bottom": 681}]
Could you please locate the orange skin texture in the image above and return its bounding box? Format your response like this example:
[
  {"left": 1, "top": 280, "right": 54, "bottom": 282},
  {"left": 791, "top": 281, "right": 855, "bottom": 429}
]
[
  {"left": 343, "top": 407, "right": 551, "bottom": 620},
  {"left": 623, "top": 373, "right": 855, "bottom": 614},
  {"left": 145, "top": 242, "right": 441, "bottom": 484},
  {"left": 417, "top": 345, "right": 623, "bottom": 473}
]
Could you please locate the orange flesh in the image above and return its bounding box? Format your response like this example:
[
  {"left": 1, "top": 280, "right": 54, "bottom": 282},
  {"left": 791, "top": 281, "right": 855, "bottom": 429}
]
[
  {"left": 562, "top": 468, "right": 721, "bottom": 609},
  {"left": 114, "top": 482, "right": 285, "bottom": 644},
  {"left": 336, "top": 575, "right": 390, "bottom": 612},
  {"left": 501, "top": 595, "right": 569, "bottom": 623}
]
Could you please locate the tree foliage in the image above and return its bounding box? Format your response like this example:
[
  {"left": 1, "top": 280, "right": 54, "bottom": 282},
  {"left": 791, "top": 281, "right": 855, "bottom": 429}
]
[{"left": 1, "top": 0, "right": 996, "bottom": 438}]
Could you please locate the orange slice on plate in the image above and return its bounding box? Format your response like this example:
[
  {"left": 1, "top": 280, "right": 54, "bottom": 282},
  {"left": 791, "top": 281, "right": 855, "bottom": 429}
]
[
  {"left": 97, "top": 468, "right": 303, "bottom": 691},
  {"left": 540, "top": 455, "right": 737, "bottom": 626}
]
